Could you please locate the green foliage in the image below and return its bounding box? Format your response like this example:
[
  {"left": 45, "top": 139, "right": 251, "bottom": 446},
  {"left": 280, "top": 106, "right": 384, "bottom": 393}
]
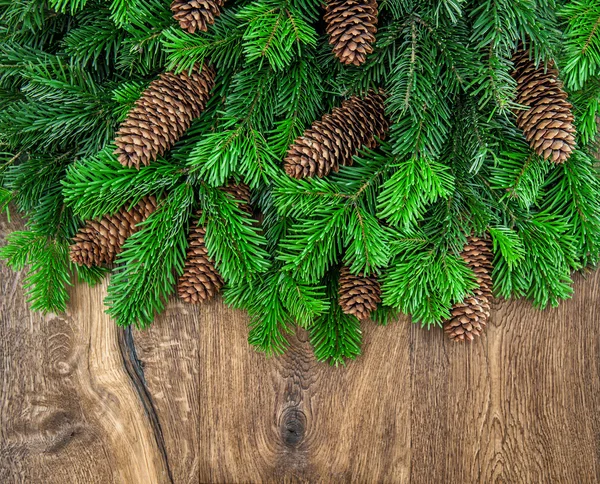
[
  {"left": 105, "top": 184, "right": 194, "bottom": 328},
  {"left": 0, "top": 231, "right": 71, "bottom": 313},
  {"left": 310, "top": 294, "right": 362, "bottom": 365},
  {"left": 492, "top": 214, "right": 578, "bottom": 307},
  {"left": 377, "top": 152, "right": 455, "bottom": 228},
  {"left": 560, "top": 0, "right": 600, "bottom": 91},
  {"left": 225, "top": 267, "right": 329, "bottom": 355},
  {"left": 237, "top": 0, "right": 317, "bottom": 71},
  {"left": 2, "top": 0, "right": 600, "bottom": 364},
  {"left": 62, "top": 147, "right": 183, "bottom": 220},
  {"left": 382, "top": 234, "right": 477, "bottom": 325},
  {"left": 200, "top": 184, "right": 271, "bottom": 283},
  {"left": 541, "top": 151, "right": 600, "bottom": 266},
  {"left": 276, "top": 149, "right": 395, "bottom": 279}
]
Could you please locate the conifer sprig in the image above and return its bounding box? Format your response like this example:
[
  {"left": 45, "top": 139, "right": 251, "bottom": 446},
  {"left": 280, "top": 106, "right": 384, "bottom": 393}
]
[{"left": 1, "top": 0, "right": 600, "bottom": 364}]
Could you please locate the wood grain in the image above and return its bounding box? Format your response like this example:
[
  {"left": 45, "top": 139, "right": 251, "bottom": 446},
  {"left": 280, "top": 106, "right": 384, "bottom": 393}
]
[
  {"left": 0, "top": 214, "right": 170, "bottom": 483},
  {"left": 2, "top": 210, "right": 600, "bottom": 483}
]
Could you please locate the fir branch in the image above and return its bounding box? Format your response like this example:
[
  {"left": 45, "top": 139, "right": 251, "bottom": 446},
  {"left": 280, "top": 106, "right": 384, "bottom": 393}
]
[
  {"left": 560, "top": 0, "right": 600, "bottom": 91},
  {"left": 162, "top": 10, "right": 245, "bottom": 73},
  {"left": 377, "top": 151, "right": 454, "bottom": 228},
  {"left": 382, "top": 234, "right": 477, "bottom": 325},
  {"left": 62, "top": 147, "right": 183, "bottom": 220},
  {"left": 200, "top": 184, "right": 271, "bottom": 283},
  {"left": 105, "top": 184, "right": 194, "bottom": 328},
  {"left": 309, "top": 273, "right": 361, "bottom": 365},
  {"left": 237, "top": 0, "right": 317, "bottom": 71},
  {"left": 0, "top": 231, "right": 71, "bottom": 313}
]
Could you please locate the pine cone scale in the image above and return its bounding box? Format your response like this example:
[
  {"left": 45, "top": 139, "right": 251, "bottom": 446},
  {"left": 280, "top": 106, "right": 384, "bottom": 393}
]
[
  {"left": 325, "top": 0, "right": 378, "bottom": 66},
  {"left": 171, "top": 0, "right": 225, "bottom": 34},
  {"left": 177, "top": 183, "right": 252, "bottom": 303},
  {"left": 70, "top": 196, "right": 158, "bottom": 267}
]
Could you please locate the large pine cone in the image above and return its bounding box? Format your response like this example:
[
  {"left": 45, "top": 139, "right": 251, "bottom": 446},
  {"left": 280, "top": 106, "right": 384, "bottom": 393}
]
[
  {"left": 177, "top": 183, "right": 251, "bottom": 303},
  {"left": 512, "top": 50, "right": 576, "bottom": 164},
  {"left": 338, "top": 265, "right": 381, "bottom": 320},
  {"left": 171, "top": 0, "right": 225, "bottom": 34},
  {"left": 284, "top": 91, "right": 388, "bottom": 179},
  {"left": 444, "top": 236, "right": 494, "bottom": 342},
  {"left": 325, "top": 0, "right": 378, "bottom": 66},
  {"left": 70, "top": 196, "right": 158, "bottom": 267},
  {"left": 114, "top": 64, "right": 215, "bottom": 169}
]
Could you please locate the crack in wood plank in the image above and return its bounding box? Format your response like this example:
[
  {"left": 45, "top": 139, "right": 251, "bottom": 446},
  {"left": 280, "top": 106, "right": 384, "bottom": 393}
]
[{"left": 118, "top": 326, "right": 175, "bottom": 484}]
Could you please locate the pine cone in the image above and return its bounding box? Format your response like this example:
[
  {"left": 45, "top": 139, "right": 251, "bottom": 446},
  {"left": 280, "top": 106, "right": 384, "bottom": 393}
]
[
  {"left": 338, "top": 266, "right": 381, "bottom": 320},
  {"left": 444, "top": 236, "right": 494, "bottom": 342},
  {"left": 177, "top": 218, "right": 224, "bottom": 304},
  {"left": 284, "top": 91, "right": 388, "bottom": 179},
  {"left": 512, "top": 50, "right": 576, "bottom": 164},
  {"left": 171, "top": 0, "right": 225, "bottom": 34},
  {"left": 114, "top": 64, "right": 215, "bottom": 169},
  {"left": 177, "top": 183, "right": 252, "bottom": 303},
  {"left": 221, "top": 182, "right": 252, "bottom": 215},
  {"left": 70, "top": 196, "right": 157, "bottom": 267},
  {"left": 325, "top": 0, "right": 378, "bottom": 66}
]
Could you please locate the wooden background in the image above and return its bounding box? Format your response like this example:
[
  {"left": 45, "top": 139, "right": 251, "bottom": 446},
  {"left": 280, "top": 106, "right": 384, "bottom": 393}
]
[{"left": 1, "top": 212, "right": 600, "bottom": 484}]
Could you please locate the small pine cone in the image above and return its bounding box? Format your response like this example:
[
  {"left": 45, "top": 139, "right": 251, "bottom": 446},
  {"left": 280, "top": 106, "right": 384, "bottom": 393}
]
[
  {"left": 325, "top": 0, "right": 378, "bottom": 66},
  {"left": 512, "top": 50, "right": 576, "bottom": 164},
  {"left": 171, "top": 0, "right": 225, "bottom": 34},
  {"left": 70, "top": 196, "right": 157, "bottom": 267},
  {"left": 221, "top": 182, "right": 252, "bottom": 215},
  {"left": 177, "top": 214, "right": 223, "bottom": 304},
  {"left": 444, "top": 236, "right": 494, "bottom": 342},
  {"left": 338, "top": 266, "right": 381, "bottom": 321},
  {"left": 284, "top": 91, "right": 388, "bottom": 179},
  {"left": 114, "top": 64, "right": 216, "bottom": 169},
  {"left": 177, "top": 183, "right": 251, "bottom": 304}
]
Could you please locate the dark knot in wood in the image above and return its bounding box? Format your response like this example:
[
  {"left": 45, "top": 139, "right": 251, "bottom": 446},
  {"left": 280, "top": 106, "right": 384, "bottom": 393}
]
[{"left": 279, "top": 408, "right": 307, "bottom": 447}]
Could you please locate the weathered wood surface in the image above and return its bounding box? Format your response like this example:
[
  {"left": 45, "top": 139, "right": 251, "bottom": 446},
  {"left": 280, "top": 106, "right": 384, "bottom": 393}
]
[{"left": 1, "top": 211, "right": 599, "bottom": 483}]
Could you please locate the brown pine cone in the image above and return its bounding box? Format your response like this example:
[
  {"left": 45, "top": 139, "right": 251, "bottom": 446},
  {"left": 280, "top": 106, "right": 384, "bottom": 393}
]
[
  {"left": 221, "top": 182, "right": 252, "bottom": 215},
  {"left": 171, "top": 0, "right": 225, "bottom": 34},
  {"left": 284, "top": 91, "right": 388, "bottom": 179},
  {"left": 70, "top": 196, "right": 158, "bottom": 267},
  {"left": 444, "top": 236, "right": 494, "bottom": 342},
  {"left": 338, "top": 265, "right": 381, "bottom": 320},
  {"left": 325, "top": 0, "right": 378, "bottom": 66},
  {"left": 512, "top": 50, "right": 576, "bottom": 164},
  {"left": 177, "top": 183, "right": 252, "bottom": 303},
  {"left": 177, "top": 217, "right": 224, "bottom": 304},
  {"left": 114, "top": 64, "right": 215, "bottom": 169}
]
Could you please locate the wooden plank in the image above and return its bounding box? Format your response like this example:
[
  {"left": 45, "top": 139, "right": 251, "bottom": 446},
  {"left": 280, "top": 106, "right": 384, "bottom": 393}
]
[
  {"left": 2, "top": 208, "right": 600, "bottom": 482},
  {"left": 0, "top": 214, "right": 170, "bottom": 483},
  {"left": 409, "top": 272, "right": 600, "bottom": 483},
  {"left": 133, "top": 301, "right": 412, "bottom": 483}
]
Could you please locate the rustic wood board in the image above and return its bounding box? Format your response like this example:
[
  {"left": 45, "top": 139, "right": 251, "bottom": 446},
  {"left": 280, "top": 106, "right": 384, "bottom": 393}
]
[{"left": 2, "top": 212, "right": 600, "bottom": 483}]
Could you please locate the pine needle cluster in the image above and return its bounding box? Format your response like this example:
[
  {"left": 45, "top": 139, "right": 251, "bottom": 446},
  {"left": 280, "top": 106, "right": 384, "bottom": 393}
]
[{"left": 1, "top": 0, "right": 600, "bottom": 364}]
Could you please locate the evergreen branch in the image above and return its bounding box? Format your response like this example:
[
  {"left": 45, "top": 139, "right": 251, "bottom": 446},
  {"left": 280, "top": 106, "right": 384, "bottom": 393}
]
[
  {"left": 237, "top": 1, "right": 317, "bottom": 71},
  {"left": 309, "top": 273, "right": 361, "bottom": 365},
  {"left": 105, "top": 184, "right": 194, "bottom": 328},
  {"left": 0, "top": 230, "right": 71, "bottom": 313},
  {"left": 200, "top": 184, "right": 271, "bottom": 283},
  {"left": 62, "top": 147, "right": 183, "bottom": 220},
  {"left": 560, "top": 0, "right": 600, "bottom": 91},
  {"left": 382, "top": 235, "right": 476, "bottom": 325},
  {"left": 377, "top": 152, "right": 454, "bottom": 228}
]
